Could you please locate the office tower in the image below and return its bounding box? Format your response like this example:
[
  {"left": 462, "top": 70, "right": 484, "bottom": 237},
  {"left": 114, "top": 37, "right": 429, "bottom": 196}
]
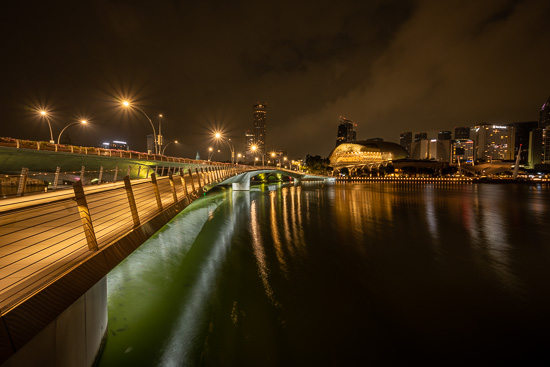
[
  {"left": 429, "top": 139, "right": 451, "bottom": 162},
  {"left": 414, "top": 132, "right": 427, "bottom": 142},
  {"left": 539, "top": 97, "right": 550, "bottom": 128},
  {"left": 253, "top": 102, "right": 267, "bottom": 154},
  {"left": 470, "top": 124, "right": 515, "bottom": 162},
  {"left": 543, "top": 128, "right": 550, "bottom": 164},
  {"left": 438, "top": 131, "right": 452, "bottom": 140},
  {"left": 506, "top": 121, "right": 538, "bottom": 165},
  {"left": 336, "top": 116, "right": 356, "bottom": 146},
  {"left": 454, "top": 127, "right": 470, "bottom": 140},
  {"left": 400, "top": 132, "right": 412, "bottom": 154},
  {"left": 528, "top": 128, "right": 543, "bottom": 168}
]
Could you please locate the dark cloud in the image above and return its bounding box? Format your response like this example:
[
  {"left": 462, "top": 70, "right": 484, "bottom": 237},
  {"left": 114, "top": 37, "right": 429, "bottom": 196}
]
[{"left": 0, "top": 0, "right": 548, "bottom": 160}]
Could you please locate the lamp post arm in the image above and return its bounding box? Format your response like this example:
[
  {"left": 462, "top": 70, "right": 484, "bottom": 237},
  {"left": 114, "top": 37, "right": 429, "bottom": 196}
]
[
  {"left": 161, "top": 141, "right": 174, "bottom": 155},
  {"left": 134, "top": 106, "right": 157, "bottom": 154},
  {"left": 57, "top": 122, "right": 80, "bottom": 145},
  {"left": 45, "top": 116, "right": 54, "bottom": 144},
  {"left": 221, "top": 138, "right": 235, "bottom": 164}
]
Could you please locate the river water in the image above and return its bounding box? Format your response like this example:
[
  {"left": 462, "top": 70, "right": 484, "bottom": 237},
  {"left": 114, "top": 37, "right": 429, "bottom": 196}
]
[{"left": 97, "top": 182, "right": 550, "bottom": 366}]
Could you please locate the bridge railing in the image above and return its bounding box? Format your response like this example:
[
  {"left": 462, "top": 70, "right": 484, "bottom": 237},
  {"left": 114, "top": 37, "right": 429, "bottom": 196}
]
[{"left": 0, "top": 165, "right": 246, "bottom": 313}]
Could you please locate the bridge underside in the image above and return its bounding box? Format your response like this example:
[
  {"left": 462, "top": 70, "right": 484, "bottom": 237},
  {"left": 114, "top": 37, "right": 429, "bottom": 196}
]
[{"left": 216, "top": 169, "right": 331, "bottom": 190}]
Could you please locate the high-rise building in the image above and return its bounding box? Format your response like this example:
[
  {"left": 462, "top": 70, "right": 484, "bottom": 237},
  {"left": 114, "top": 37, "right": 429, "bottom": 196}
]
[
  {"left": 253, "top": 102, "right": 267, "bottom": 155},
  {"left": 471, "top": 124, "right": 515, "bottom": 162},
  {"left": 438, "top": 131, "right": 452, "bottom": 140},
  {"left": 400, "top": 132, "right": 412, "bottom": 154},
  {"left": 543, "top": 128, "right": 550, "bottom": 164},
  {"left": 539, "top": 97, "right": 550, "bottom": 128},
  {"left": 429, "top": 139, "right": 451, "bottom": 162},
  {"left": 506, "top": 121, "right": 538, "bottom": 165},
  {"left": 414, "top": 132, "right": 427, "bottom": 142},
  {"left": 454, "top": 127, "right": 470, "bottom": 140},
  {"left": 528, "top": 128, "right": 543, "bottom": 168},
  {"left": 336, "top": 116, "right": 356, "bottom": 146}
]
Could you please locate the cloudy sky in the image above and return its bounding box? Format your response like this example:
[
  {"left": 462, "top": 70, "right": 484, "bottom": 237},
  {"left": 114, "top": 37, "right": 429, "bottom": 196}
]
[{"left": 1, "top": 0, "right": 549, "bottom": 160}]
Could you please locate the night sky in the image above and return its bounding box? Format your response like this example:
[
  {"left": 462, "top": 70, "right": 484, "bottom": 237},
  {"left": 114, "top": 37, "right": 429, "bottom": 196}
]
[{"left": 1, "top": 0, "right": 549, "bottom": 160}]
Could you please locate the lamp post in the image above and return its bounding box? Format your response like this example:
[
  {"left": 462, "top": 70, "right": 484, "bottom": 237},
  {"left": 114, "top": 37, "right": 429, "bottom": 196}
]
[
  {"left": 250, "top": 144, "right": 264, "bottom": 166},
  {"left": 236, "top": 153, "right": 242, "bottom": 164},
  {"left": 208, "top": 147, "right": 214, "bottom": 161},
  {"left": 161, "top": 140, "right": 178, "bottom": 155},
  {"left": 214, "top": 133, "right": 235, "bottom": 164},
  {"left": 39, "top": 110, "right": 55, "bottom": 144},
  {"left": 122, "top": 101, "right": 158, "bottom": 154},
  {"left": 57, "top": 120, "right": 87, "bottom": 145},
  {"left": 157, "top": 114, "right": 163, "bottom": 154}
]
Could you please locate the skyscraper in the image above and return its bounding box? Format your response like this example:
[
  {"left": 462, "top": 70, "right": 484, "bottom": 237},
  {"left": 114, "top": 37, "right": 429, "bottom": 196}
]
[
  {"left": 539, "top": 96, "right": 550, "bottom": 128},
  {"left": 437, "top": 131, "right": 452, "bottom": 140},
  {"left": 414, "top": 132, "right": 427, "bottom": 142},
  {"left": 454, "top": 127, "right": 470, "bottom": 140},
  {"left": 336, "top": 116, "right": 356, "bottom": 146},
  {"left": 400, "top": 132, "right": 412, "bottom": 154},
  {"left": 253, "top": 102, "right": 267, "bottom": 154}
]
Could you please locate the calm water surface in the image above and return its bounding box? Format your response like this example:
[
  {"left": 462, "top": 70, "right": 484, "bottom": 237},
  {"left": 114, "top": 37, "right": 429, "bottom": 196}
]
[{"left": 97, "top": 182, "right": 550, "bottom": 366}]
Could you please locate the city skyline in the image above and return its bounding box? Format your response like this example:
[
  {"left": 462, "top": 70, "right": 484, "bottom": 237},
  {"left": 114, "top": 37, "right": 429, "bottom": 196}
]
[{"left": 1, "top": 1, "right": 550, "bottom": 160}]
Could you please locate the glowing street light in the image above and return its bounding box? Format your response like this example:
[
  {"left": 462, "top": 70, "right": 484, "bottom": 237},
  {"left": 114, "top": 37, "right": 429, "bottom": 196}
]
[
  {"left": 57, "top": 119, "right": 87, "bottom": 145},
  {"left": 121, "top": 100, "right": 158, "bottom": 154},
  {"left": 250, "top": 144, "right": 264, "bottom": 166},
  {"left": 161, "top": 140, "right": 178, "bottom": 155},
  {"left": 214, "top": 132, "right": 235, "bottom": 164},
  {"left": 39, "top": 110, "right": 55, "bottom": 144}
]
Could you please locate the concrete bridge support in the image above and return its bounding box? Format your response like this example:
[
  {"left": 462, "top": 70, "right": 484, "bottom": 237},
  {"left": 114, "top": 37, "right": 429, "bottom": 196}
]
[
  {"left": 232, "top": 181, "right": 250, "bottom": 191},
  {"left": 1, "top": 278, "right": 107, "bottom": 367}
]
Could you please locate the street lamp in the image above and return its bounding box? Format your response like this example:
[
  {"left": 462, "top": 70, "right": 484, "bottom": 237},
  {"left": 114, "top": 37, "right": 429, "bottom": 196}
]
[
  {"left": 122, "top": 101, "right": 158, "bottom": 154},
  {"left": 236, "top": 153, "right": 242, "bottom": 164},
  {"left": 157, "top": 114, "right": 163, "bottom": 154},
  {"left": 214, "top": 132, "right": 235, "bottom": 164},
  {"left": 161, "top": 140, "right": 178, "bottom": 155},
  {"left": 208, "top": 147, "right": 214, "bottom": 161},
  {"left": 57, "top": 120, "right": 87, "bottom": 145},
  {"left": 39, "top": 110, "right": 55, "bottom": 144}
]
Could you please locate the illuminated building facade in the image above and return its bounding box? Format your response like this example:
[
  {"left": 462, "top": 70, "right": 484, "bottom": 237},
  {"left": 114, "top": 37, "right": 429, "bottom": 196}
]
[
  {"left": 329, "top": 141, "right": 408, "bottom": 173},
  {"left": 336, "top": 117, "right": 356, "bottom": 146},
  {"left": 543, "top": 128, "right": 550, "bottom": 163},
  {"left": 451, "top": 139, "right": 474, "bottom": 164},
  {"left": 253, "top": 102, "right": 267, "bottom": 155},
  {"left": 471, "top": 124, "right": 515, "bottom": 162}
]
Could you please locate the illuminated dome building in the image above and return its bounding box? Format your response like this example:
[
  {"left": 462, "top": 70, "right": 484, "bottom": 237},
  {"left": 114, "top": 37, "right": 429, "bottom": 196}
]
[{"left": 329, "top": 140, "right": 408, "bottom": 175}]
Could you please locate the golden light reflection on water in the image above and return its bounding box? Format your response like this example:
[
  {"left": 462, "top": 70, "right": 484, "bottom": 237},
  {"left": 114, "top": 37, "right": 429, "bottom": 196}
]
[
  {"left": 270, "top": 190, "right": 289, "bottom": 277},
  {"left": 250, "top": 199, "right": 278, "bottom": 306}
]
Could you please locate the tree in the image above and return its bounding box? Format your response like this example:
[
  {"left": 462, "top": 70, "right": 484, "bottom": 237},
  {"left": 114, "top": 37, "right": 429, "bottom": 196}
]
[{"left": 304, "top": 155, "right": 330, "bottom": 174}]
